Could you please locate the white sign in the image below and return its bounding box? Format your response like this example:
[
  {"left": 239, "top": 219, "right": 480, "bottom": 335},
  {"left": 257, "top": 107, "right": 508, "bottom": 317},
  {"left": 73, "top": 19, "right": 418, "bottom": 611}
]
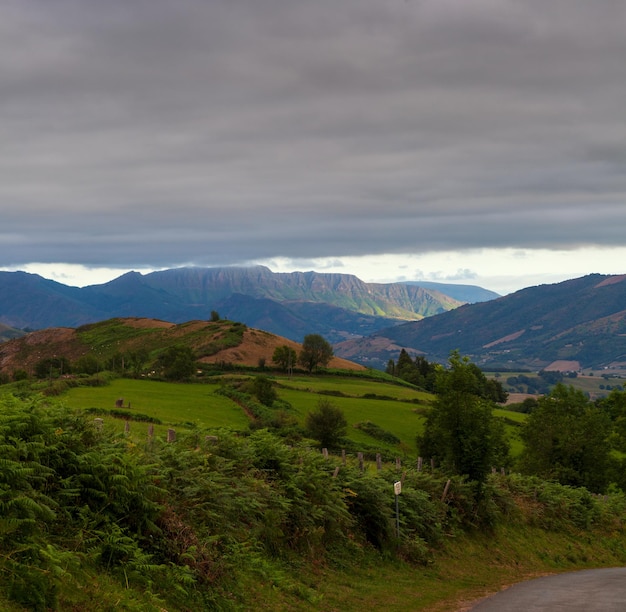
[{"left": 394, "top": 481, "right": 402, "bottom": 496}]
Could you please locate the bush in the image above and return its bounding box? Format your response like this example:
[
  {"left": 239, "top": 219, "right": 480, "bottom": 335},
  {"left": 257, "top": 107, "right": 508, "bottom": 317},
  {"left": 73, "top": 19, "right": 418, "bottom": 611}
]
[
  {"left": 305, "top": 399, "right": 347, "bottom": 449},
  {"left": 354, "top": 421, "right": 401, "bottom": 445}
]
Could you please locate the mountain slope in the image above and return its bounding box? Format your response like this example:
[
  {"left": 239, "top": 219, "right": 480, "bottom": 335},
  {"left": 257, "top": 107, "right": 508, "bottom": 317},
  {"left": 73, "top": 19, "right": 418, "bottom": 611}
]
[
  {"left": 0, "top": 271, "right": 108, "bottom": 328},
  {"left": 403, "top": 281, "right": 500, "bottom": 303},
  {"left": 336, "top": 274, "right": 626, "bottom": 370},
  {"left": 0, "top": 322, "right": 26, "bottom": 343},
  {"left": 213, "top": 293, "right": 404, "bottom": 344}
]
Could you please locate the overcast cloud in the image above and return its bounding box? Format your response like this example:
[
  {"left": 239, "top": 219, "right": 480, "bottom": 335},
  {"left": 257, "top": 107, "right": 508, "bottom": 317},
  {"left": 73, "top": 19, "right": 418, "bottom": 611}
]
[{"left": 1, "top": 1, "right": 625, "bottom": 293}]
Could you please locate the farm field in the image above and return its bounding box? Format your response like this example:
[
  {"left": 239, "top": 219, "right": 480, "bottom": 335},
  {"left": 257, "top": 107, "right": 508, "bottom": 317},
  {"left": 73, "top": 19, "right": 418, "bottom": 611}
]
[
  {"left": 63, "top": 378, "right": 250, "bottom": 434},
  {"left": 279, "top": 375, "right": 430, "bottom": 401},
  {"left": 62, "top": 374, "right": 525, "bottom": 460},
  {"left": 278, "top": 387, "right": 425, "bottom": 454},
  {"left": 63, "top": 375, "right": 431, "bottom": 454}
]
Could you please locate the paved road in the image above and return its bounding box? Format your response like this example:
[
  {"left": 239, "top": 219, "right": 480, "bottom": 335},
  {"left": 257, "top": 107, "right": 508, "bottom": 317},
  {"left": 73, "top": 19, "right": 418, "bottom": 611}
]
[{"left": 469, "top": 567, "right": 626, "bottom": 611}]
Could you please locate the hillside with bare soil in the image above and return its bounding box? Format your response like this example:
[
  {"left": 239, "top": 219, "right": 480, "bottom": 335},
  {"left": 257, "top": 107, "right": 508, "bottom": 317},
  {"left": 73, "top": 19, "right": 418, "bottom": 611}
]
[{"left": 0, "top": 317, "right": 365, "bottom": 375}]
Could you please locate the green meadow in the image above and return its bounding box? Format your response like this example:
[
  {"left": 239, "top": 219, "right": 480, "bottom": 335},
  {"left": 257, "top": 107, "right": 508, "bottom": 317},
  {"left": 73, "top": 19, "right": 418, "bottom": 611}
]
[
  {"left": 62, "top": 374, "right": 525, "bottom": 459},
  {"left": 63, "top": 378, "right": 244, "bottom": 427}
]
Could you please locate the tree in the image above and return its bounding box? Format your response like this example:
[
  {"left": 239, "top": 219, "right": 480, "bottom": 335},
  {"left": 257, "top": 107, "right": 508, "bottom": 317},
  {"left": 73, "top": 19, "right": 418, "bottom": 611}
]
[
  {"left": 73, "top": 355, "right": 101, "bottom": 375},
  {"left": 417, "top": 351, "right": 509, "bottom": 484},
  {"left": 305, "top": 399, "right": 347, "bottom": 449},
  {"left": 388, "top": 350, "right": 439, "bottom": 392},
  {"left": 272, "top": 345, "right": 297, "bottom": 372},
  {"left": 210, "top": 310, "right": 220, "bottom": 322},
  {"left": 34, "top": 356, "right": 71, "bottom": 379},
  {"left": 251, "top": 376, "right": 277, "bottom": 407},
  {"left": 298, "top": 334, "right": 333, "bottom": 372},
  {"left": 518, "top": 383, "right": 612, "bottom": 492},
  {"left": 156, "top": 346, "right": 196, "bottom": 381}
]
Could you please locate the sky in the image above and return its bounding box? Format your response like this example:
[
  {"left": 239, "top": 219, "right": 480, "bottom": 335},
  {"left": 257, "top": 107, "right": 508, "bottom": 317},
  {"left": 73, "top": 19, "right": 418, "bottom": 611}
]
[{"left": 2, "top": 1, "right": 625, "bottom": 296}]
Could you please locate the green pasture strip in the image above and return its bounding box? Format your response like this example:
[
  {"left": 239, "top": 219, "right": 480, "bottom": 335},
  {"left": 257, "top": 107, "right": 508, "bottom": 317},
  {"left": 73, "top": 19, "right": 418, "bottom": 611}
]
[
  {"left": 494, "top": 408, "right": 526, "bottom": 458},
  {"left": 275, "top": 374, "right": 433, "bottom": 402},
  {"left": 278, "top": 387, "right": 425, "bottom": 454},
  {"left": 494, "top": 408, "right": 527, "bottom": 423},
  {"left": 62, "top": 379, "right": 250, "bottom": 430}
]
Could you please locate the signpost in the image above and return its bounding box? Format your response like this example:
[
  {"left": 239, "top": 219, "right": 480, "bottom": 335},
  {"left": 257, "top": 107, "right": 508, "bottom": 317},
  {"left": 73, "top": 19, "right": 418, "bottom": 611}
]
[{"left": 394, "top": 481, "right": 401, "bottom": 538}]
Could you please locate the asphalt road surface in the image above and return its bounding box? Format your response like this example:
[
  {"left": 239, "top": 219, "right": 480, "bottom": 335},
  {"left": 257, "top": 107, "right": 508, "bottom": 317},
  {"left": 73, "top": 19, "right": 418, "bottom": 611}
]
[{"left": 469, "top": 567, "right": 626, "bottom": 611}]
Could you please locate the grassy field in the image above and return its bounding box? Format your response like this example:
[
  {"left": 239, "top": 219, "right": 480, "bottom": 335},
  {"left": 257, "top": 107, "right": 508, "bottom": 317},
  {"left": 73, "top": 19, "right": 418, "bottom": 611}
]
[
  {"left": 62, "top": 376, "right": 429, "bottom": 452},
  {"left": 279, "top": 375, "right": 430, "bottom": 401},
  {"left": 62, "top": 374, "right": 525, "bottom": 462},
  {"left": 63, "top": 378, "right": 250, "bottom": 438}
]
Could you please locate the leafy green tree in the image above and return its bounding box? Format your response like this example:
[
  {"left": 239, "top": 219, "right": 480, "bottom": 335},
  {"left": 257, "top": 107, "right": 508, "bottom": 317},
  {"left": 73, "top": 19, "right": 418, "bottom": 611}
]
[
  {"left": 518, "top": 383, "right": 612, "bottom": 492},
  {"left": 34, "top": 356, "right": 71, "bottom": 379},
  {"left": 156, "top": 345, "right": 196, "bottom": 381},
  {"left": 251, "top": 376, "right": 277, "bottom": 407},
  {"left": 127, "top": 349, "right": 149, "bottom": 377},
  {"left": 298, "top": 334, "right": 333, "bottom": 372},
  {"left": 417, "top": 351, "right": 509, "bottom": 484},
  {"left": 73, "top": 354, "right": 101, "bottom": 375},
  {"left": 305, "top": 399, "right": 347, "bottom": 449},
  {"left": 272, "top": 345, "right": 297, "bottom": 372},
  {"left": 210, "top": 310, "right": 220, "bottom": 322}
]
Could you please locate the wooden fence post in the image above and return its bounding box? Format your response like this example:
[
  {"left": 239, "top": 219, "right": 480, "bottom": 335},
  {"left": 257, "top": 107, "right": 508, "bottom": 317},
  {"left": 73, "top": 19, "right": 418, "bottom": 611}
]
[
  {"left": 358, "top": 452, "right": 364, "bottom": 472},
  {"left": 167, "top": 428, "right": 176, "bottom": 443},
  {"left": 376, "top": 453, "right": 382, "bottom": 471},
  {"left": 441, "top": 479, "right": 451, "bottom": 502}
]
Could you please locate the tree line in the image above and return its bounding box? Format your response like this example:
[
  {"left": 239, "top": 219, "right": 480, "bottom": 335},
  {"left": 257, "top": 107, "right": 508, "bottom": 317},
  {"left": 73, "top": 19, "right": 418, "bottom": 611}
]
[{"left": 387, "top": 349, "right": 626, "bottom": 494}]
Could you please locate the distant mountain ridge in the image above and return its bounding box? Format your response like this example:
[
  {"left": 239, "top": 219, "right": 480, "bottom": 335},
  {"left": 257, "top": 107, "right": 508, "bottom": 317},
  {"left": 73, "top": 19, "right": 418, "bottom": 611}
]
[
  {"left": 0, "top": 323, "right": 25, "bottom": 343},
  {"left": 0, "top": 266, "right": 470, "bottom": 344},
  {"left": 335, "top": 274, "right": 626, "bottom": 371},
  {"left": 402, "top": 281, "right": 499, "bottom": 303}
]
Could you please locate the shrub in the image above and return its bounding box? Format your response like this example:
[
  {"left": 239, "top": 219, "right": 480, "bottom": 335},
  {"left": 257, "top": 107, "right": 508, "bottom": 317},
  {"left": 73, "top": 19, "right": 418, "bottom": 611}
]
[{"left": 305, "top": 399, "right": 347, "bottom": 449}]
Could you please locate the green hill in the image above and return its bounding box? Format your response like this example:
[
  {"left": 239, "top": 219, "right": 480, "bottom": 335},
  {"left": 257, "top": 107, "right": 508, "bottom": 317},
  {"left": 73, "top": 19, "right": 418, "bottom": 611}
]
[{"left": 0, "top": 317, "right": 364, "bottom": 379}]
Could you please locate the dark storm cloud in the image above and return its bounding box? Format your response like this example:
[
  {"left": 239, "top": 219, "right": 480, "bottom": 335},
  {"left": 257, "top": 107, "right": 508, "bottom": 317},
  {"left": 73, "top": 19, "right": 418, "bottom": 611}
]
[{"left": 1, "top": 0, "right": 625, "bottom": 268}]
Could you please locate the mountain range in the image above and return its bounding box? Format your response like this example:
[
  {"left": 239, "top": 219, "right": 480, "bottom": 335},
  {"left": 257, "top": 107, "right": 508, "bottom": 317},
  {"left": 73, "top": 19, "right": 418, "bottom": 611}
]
[
  {"left": 2, "top": 267, "right": 625, "bottom": 372},
  {"left": 0, "top": 266, "right": 489, "bottom": 343},
  {"left": 336, "top": 273, "right": 626, "bottom": 371}
]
